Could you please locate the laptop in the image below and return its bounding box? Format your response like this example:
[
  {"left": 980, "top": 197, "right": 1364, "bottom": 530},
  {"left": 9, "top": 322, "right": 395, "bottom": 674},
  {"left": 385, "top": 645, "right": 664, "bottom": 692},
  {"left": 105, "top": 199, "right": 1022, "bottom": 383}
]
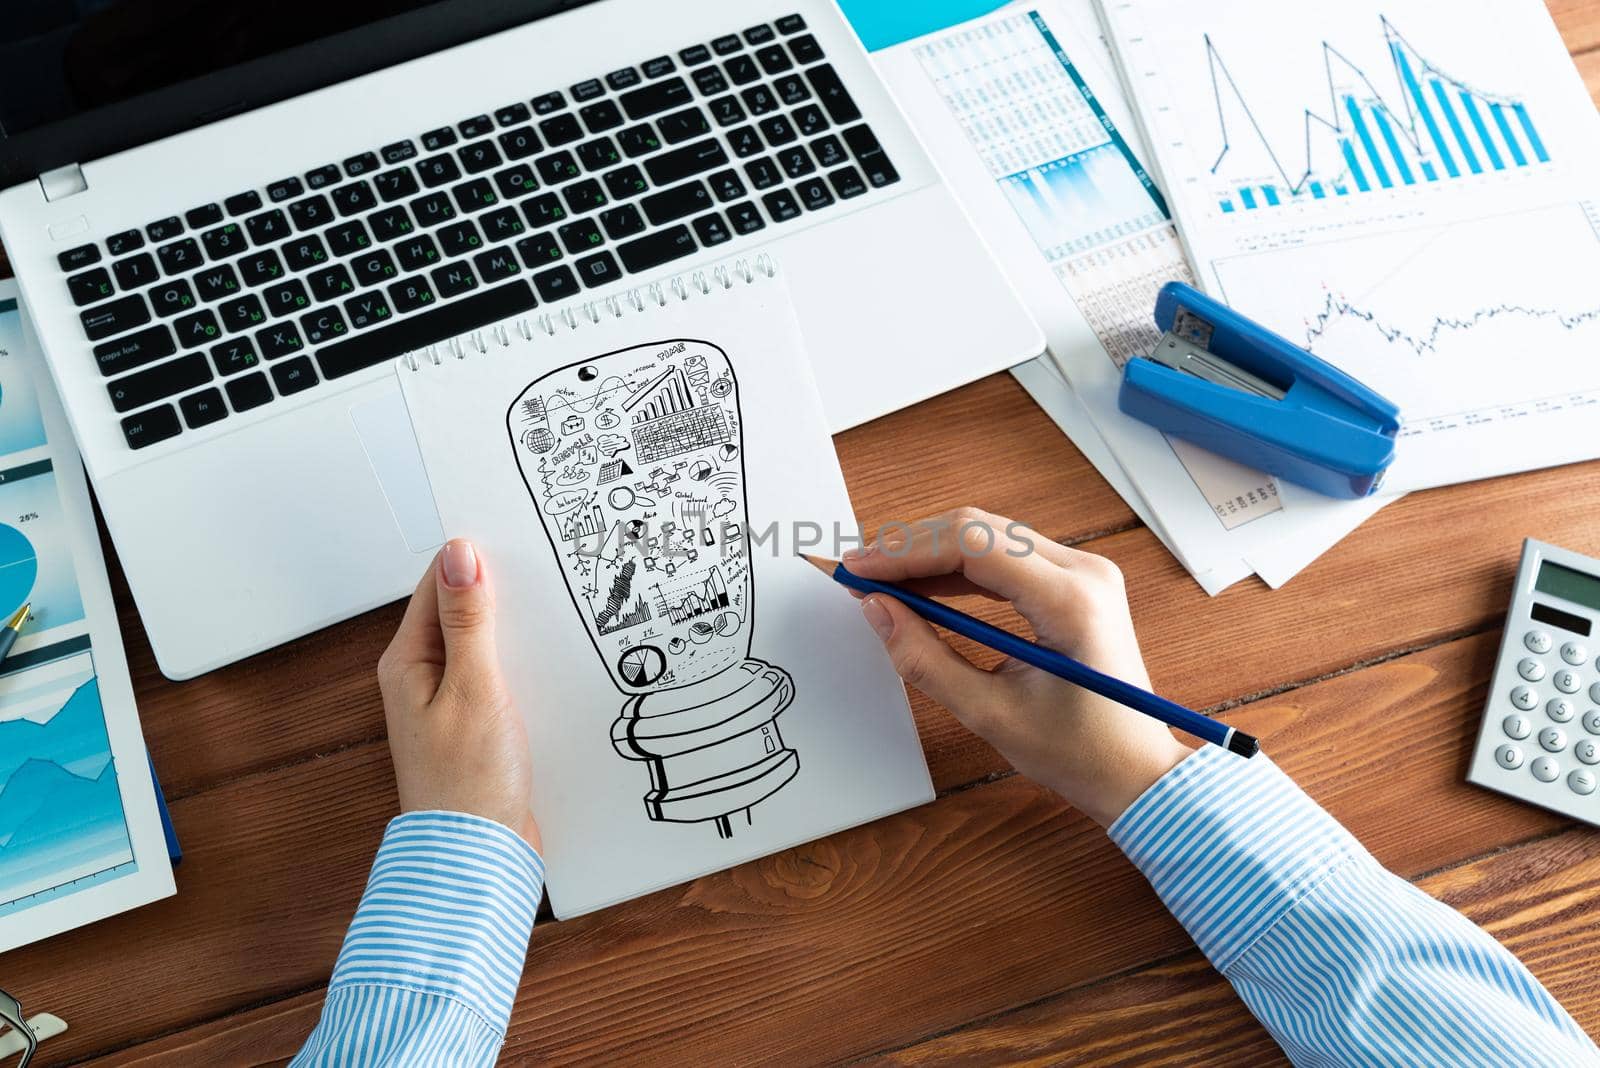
[{"left": 0, "top": 0, "right": 1043, "bottom": 680}]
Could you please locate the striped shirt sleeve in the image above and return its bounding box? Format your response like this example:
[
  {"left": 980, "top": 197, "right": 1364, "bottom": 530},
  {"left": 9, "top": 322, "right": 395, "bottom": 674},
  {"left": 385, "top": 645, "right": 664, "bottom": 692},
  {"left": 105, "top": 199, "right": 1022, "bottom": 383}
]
[
  {"left": 292, "top": 811, "right": 544, "bottom": 1067},
  {"left": 1110, "top": 745, "right": 1599, "bottom": 1068}
]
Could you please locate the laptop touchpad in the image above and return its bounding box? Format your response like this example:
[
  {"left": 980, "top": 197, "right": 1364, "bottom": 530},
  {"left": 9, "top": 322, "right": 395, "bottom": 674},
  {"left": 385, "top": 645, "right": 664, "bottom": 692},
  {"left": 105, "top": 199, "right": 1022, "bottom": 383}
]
[{"left": 350, "top": 382, "right": 445, "bottom": 552}]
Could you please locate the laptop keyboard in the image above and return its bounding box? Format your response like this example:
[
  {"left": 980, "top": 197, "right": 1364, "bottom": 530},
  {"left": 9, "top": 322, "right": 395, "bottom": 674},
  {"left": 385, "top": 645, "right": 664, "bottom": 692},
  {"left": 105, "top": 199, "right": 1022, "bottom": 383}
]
[{"left": 60, "top": 14, "right": 902, "bottom": 452}]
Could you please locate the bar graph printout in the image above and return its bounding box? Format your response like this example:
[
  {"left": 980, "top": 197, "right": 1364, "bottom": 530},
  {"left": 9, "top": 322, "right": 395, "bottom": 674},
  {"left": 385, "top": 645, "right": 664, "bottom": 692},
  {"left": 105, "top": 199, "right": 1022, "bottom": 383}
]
[{"left": 1099, "top": 0, "right": 1600, "bottom": 489}]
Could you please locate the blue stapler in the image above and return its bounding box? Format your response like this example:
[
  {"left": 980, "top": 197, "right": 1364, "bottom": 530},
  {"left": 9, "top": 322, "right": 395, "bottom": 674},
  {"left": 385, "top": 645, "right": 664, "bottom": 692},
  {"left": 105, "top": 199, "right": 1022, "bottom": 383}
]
[{"left": 1118, "top": 281, "right": 1401, "bottom": 499}]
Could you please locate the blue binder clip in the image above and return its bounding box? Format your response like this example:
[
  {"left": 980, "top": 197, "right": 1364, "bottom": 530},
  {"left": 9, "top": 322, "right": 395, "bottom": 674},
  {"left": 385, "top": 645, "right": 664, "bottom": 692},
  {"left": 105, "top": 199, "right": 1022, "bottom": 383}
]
[{"left": 1118, "top": 281, "right": 1401, "bottom": 499}]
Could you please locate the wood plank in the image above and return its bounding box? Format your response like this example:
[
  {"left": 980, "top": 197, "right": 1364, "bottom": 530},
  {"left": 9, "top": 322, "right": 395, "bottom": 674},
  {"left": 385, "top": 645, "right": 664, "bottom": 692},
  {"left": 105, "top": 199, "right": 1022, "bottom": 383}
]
[
  {"left": 870, "top": 828, "right": 1600, "bottom": 1066},
  {"left": 1552, "top": 0, "right": 1600, "bottom": 54},
  {"left": 55, "top": 632, "right": 1565, "bottom": 1065}
]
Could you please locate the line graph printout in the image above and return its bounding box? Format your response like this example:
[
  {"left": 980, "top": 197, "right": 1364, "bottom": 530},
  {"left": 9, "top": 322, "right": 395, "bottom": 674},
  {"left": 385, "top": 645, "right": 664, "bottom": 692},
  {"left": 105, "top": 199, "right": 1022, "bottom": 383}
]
[{"left": 1100, "top": 0, "right": 1600, "bottom": 488}]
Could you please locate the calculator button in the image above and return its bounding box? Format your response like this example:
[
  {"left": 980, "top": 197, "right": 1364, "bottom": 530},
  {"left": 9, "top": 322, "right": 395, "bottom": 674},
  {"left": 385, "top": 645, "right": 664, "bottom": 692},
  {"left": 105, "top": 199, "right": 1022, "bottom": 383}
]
[
  {"left": 1495, "top": 744, "right": 1524, "bottom": 770},
  {"left": 1510, "top": 685, "right": 1538, "bottom": 711},
  {"left": 1539, "top": 726, "right": 1567, "bottom": 752},
  {"left": 1525, "top": 630, "right": 1552, "bottom": 653},
  {"left": 1591, "top": 682, "right": 1600, "bottom": 703},
  {"left": 1517, "top": 657, "right": 1546, "bottom": 681},
  {"left": 1560, "top": 642, "right": 1588, "bottom": 665},
  {"left": 1553, "top": 670, "right": 1580, "bottom": 693},
  {"left": 1576, "top": 739, "right": 1600, "bottom": 765},
  {"left": 1570, "top": 768, "right": 1597, "bottom": 795},
  {"left": 1546, "top": 698, "right": 1574, "bottom": 723},
  {"left": 1502, "top": 714, "right": 1531, "bottom": 740},
  {"left": 1585, "top": 709, "right": 1600, "bottom": 735},
  {"left": 1531, "top": 756, "right": 1560, "bottom": 782}
]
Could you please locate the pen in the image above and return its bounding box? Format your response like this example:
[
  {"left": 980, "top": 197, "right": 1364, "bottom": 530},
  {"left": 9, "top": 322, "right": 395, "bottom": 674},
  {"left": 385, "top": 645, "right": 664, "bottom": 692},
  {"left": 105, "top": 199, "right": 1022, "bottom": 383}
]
[
  {"left": 802, "top": 557, "right": 1258, "bottom": 757},
  {"left": 0, "top": 602, "right": 29, "bottom": 668}
]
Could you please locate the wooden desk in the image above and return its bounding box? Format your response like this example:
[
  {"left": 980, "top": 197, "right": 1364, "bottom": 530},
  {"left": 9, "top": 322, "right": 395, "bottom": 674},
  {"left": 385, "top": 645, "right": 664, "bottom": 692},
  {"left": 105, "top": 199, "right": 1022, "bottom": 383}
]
[{"left": 6, "top": 8, "right": 1600, "bottom": 1062}]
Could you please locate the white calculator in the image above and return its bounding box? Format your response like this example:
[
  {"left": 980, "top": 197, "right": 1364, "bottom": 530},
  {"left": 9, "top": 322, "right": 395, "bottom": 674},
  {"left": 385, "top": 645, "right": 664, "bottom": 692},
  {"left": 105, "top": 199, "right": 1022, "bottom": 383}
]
[{"left": 1468, "top": 539, "right": 1600, "bottom": 823}]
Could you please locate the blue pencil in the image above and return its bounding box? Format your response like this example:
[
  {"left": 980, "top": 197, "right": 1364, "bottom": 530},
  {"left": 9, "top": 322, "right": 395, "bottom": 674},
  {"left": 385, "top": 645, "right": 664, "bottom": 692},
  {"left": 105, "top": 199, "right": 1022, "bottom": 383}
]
[{"left": 806, "top": 556, "right": 1258, "bottom": 758}]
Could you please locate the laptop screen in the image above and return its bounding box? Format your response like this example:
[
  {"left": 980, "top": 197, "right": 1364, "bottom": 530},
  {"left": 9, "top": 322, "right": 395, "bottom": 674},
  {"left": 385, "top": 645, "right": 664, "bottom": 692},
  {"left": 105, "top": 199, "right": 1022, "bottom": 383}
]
[{"left": 0, "top": 0, "right": 594, "bottom": 186}]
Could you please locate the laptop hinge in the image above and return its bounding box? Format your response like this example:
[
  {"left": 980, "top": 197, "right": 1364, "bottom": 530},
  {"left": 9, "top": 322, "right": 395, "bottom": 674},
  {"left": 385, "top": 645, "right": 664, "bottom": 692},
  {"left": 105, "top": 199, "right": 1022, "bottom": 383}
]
[{"left": 39, "top": 164, "right": 89, "bottom": 202}]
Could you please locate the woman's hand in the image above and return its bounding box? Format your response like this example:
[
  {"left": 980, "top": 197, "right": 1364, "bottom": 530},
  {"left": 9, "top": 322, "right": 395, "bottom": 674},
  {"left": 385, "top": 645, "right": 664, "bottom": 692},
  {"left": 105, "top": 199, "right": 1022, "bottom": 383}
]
[
  {"left": 846, "top": 509, "right": 1193, "bottom": 827},
  {"left": 377, "top": 539, "right": 540, "bottom": 850}
]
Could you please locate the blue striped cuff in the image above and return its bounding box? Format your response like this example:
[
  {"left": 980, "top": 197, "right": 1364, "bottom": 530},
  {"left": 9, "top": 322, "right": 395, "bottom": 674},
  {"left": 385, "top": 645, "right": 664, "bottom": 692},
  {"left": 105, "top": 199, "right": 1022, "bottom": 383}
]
[
  {"left": 1108, "top": 745, "right": 1364, "bottom": 972},
  {"left": 330, "top": 811, "right": 545, "bottom": 1031}
]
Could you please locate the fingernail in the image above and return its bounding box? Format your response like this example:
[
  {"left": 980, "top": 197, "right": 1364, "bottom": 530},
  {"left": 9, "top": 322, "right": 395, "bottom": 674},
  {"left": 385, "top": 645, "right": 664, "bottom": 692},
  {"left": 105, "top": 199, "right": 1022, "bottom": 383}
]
[
  {"left": 842, "top": 543, "right": 874, "bottom": 562},
  {"left": 861, "top": 596, "right": 894, "bottom": 640},
  {"left": 441, "top": 539, "right": 479, "bottom": 589}
]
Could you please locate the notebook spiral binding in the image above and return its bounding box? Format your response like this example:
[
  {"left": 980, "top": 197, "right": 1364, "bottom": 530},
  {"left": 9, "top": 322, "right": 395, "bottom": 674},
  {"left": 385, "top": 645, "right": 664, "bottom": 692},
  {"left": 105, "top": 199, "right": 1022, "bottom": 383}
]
[{"left": 401, "top": 253, "right": 779, "bottom": 371}]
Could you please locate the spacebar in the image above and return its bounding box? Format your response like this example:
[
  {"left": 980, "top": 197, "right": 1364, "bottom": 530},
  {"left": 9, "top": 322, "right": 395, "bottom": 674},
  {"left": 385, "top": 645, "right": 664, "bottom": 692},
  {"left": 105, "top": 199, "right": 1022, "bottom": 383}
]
[{"left": 315, "top": 280, "right": 538, "bottom": 380}]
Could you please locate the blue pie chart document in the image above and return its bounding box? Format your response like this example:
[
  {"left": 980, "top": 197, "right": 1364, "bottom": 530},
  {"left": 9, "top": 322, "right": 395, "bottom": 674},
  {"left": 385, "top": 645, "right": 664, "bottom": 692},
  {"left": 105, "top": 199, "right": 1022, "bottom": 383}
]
[{"left": 0, "top": 523, "right": 38, "bottom": 617}]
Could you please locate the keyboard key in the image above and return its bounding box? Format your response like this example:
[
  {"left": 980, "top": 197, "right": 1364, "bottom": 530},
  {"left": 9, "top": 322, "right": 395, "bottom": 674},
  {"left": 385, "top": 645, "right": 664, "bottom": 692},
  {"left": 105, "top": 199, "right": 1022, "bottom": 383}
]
[
  {"left": 712, "top": 34, "right": 742, "bottom": 55},
  {"left": 284, "top": 236, "right": 330, "bottom": 272},
  {"left": 757, "top": 45, "right": 793, "bottom": 75},
  {"left": 571, "top": 79, "right": 605, "bottom": 103},
  {"left": 517, "top": 233, "right": 563, "bottom": 268},
  {"left": 459, "top": 115, "right": 494, "bottom": 139},
  {"left": 458, "top": 141, "right": 503, "bottom": 175},
  {"left": 728, "top": 126, "right": 763, "bottom": 158},
  {"left": 499, "top": 126, "right": 543, "bottom": 161},
  {"left": 113, "top": 253, "right": 161, "bottom": 290},
  {"left": 540, "top": 113, "right": 584, "bottom": 146},
  {"left": 185, "top": 203, "right": 223, "bottom": 228},
  {"left": 641, "top": 180, "right": 712, "bottom": 225},
  {"left": 353, "top": 249, "right": 399, "bottom": 287},
  {"left": 305, "top": 164, "right": 341, "bottom": 190},
  {"left": 95, "top": 325, "right": 176, "bottom": 376},
  {"left": 726, "top": 200, "right": 765, "bottom": 235},
  {"left": 563, "top": 179, "right": 608, "bottom": 214},
  {"left": 534, "top": 265, "right": 579, "bottom": 302},
  {"left": 150, "top": 279, "right": 198, "bottom": 317},
  {"left": 494, "top": 165, "right": 541, "bottom": 201},
  {"left": 496, "top": 103, "right": 532, "bottom": 127},
  {"left": 645, "top": 139, "right": 729, "bottom": 186},
  {"left": 418, "top": 155, "right": 463, "bottom": 188},
  {"left": 107, "top": 229, "right": 144, "bottom": 256},
  {"left": 692, "top": 67, "right": 729, "bottom": 96},
  {"left": 474, "top": 247, "right": 522, "bottom": 283},
  {"left": 122, "top": 405, "right": 182, "bottom": 449},
  {"left": 744, "top": 158, "right": 782, "bottom": 190},
  {"left": 709, "top": 96, "right": 746, "bottom": 126},
  {"left": 271, "top": 356, "right": 319, "bottom": 396},
  {"left": 421, "top": 127, "right": 458, "bottom": 152},
  {"left": 812, "top": 134, "right": 848, "bottom": 168},
  {"left": 301, "top": 306, "right": 349, "bottom": 345},
  {"left": 373, "top": 168, "right": 421, "bottom": 203},
  {"left": 620, "top": 77, "right": 693, "bottom": 121},
  {"left": 194, "top": 264, "right": 242, "bottom": 301},
  {"left": 226, "top": 191, "right": 263, "bottom": 216},
  {"left": 742, "top": 85, "right": 779, "bottom": 116},
  {"left": 608, "top": 66, "right": 641, "bottom": 91},
  {"left": 616, "top": 225, "right": 697, "bottom": 273},
  {"left": 843, "top": 124, "right": 901, "bottom": 187},
  {"left": 309, "top": 265, "right": 357, "bottom": 303},
  {"left": 289, "top": 195, "right": 334, "bottom": 230},
  {"left": 796, "top": 176, "right": 835, "bottom": 211},
  {"left": 452, "top": 178, "right": 499, "bottom": 213},
  {"left": 776, "top": 74, "right": 811, "bottom": 108},
  {"left": 807, "top": 65, "right": 861, "bottom": 124},
  {"left": 762, "top": 114, "right": 798, "bottom": 146},
  {"left": 680, "top": 44, "right": 712, "bottom": 66},
  {"left": 174, "top": 310, "right": 222, "bottom": 348},
  {"left": 211, "top": 337, "right": 259, "bottom": 375},
  {"left": 693, "top": 212, "right": 732, "bottom": 247},
  {"left": 383, "top": 140, "right": 419, "bottom": 164},
  {"left": 438, "top": 221, "right": 484, "bottom": 258},
  {"left": 267, "top": 177, "right": 305, "bottom": 202},
  {"left": 559, "top": 218, "right": 604, "bottom": 254},
  {"left": 580, "top": 100, "right": 625, "bottom": 133},
  {"left": 320, "top": 280, "right": 537, "bottom": 380},
  {"left": 257, "top": 322, "right": 305, "bottom": 360},
  {"left": 218, "top": 294, "right": 267, "bottom": 332},
  {"left": 147, "top": 216, "right": 183, "bottom": 242},
  {"left": 791, "top": 34, "right": 824, "bottom": 65},
  {"left": 726, "top": 56, "right": 761, "bottom": 85},
  {"left": 618, "top": 125, "right": 664, "bottom": 158},
  {"left": 762, "top": 188, "right": 802, "bottom": 223},
  {"left": 246, "top": 208, "right": 291, "bottom": 245},
  {"left": 431, "top": 262, "right": 479, "bottom": 299},
  {"left": 368, "top": 206, "right": 416, "bottom": 241},
  {"left": 327, "top": 220, "right": 373, "bottom": 256},
  {"left": 68, "top": 268, "right": 115, "bottom": 307},
  {"left": 345, "top": 290, "right": 394, "bottom": 329},
  {"left": 604, "top": 165, "right": 649, "bottom": 200},
  {"left": 777, "top": 144, "right": 814, "bottom": 177},
  {"left": 600, "top": 204, "right": 645, "bottom": 239},
  {"left": 265, "top": 279, "right": 312, "bottom": 318},
  {"left": 389, "top": 276, "right": 436, "bottom": 314},
  {"left": 239, "top": 250, "right": 286, "bottom": 287},
  {"left": 157, "top": 239, "right": 202, "bottom": 275},
  {"left": 643, "top": 56, "right": 675, "bottom": 79},
  {"left": 331, "top": 182, "right": 378, "bottom": 216},
  {"left": 342, "top": 152, "right": 379, "bottom": 178},
  {"left": 180, "top": 387, "right": 229, "bottom": 429},
  {"left": 523, "top": 193, "right": 569, "bottom": 228},
  {"left": 536, "top": 152, "right": 582, "bottom": 186},
  {"left": 744, "top": 23, "right": 775, "bottom": 45},
  {"left": 480, "top": 206, "right": 526, "bottom": 243},
  {"left": 81, "top": 294, "right": 150, "bottom": 341},
  {"left": 411, "top": 191, "right": 457, "bottom": 227},
  {"left": 829, "top": 165, "right": 868, "bottom": 199},
  {"left": 777, "top": 13, "right": 806, "bottom": 34},
  {"left": 578, "top": 137, "right": 622, "bottom": 172},
  {"left": 226, "top": 371, "right": 275, "bottom": 412},
  {"left": 396, "top": 235, "right": 442, "bottom": 272},
  {"left": 795, "top": 104, "right": 828, "bottom": 137},
  {"left": 707, "top": 169, "right": 747, "bottom": 202},
  {"left": 59, "top": 244, "right": 101, "bottom": 271},
  {"left": 574, "top": 250, "right": 621, "bottom": 288},
  {"left": 201, "top": 223, "right": 248, "bottom": 260},
  {"left": 659, "top": 107, "right": 711, "bottom": 144},
  {"left": 531, "top": 91, "right": 566, "bottom": 115},
  {"left": 107, "top": 352, "right": 211, "bottom": 411}
]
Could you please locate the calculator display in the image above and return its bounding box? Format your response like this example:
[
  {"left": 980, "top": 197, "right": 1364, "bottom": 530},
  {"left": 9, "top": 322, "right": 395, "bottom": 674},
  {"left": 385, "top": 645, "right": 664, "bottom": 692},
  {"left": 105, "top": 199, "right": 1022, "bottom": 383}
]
[{"left": 1534, "top": 560, "right": 1600, "bottom": 611}]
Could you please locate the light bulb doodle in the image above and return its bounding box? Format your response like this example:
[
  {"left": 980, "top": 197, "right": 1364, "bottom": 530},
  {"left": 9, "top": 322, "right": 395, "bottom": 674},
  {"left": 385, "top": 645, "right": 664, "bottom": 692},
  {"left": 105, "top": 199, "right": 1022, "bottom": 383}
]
[{"left": 508, "top": 340, "right": 799, "bottom": 838}]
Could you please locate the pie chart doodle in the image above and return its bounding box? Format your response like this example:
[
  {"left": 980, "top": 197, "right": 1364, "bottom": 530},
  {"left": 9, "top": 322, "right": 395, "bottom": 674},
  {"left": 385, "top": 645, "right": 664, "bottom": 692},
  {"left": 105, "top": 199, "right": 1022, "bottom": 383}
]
[
  {"left": 617, "top": 644, "right": 666, "bottom": 687},
  {"left": 0, "top": 523, "right": 38, "bottom": 617}
]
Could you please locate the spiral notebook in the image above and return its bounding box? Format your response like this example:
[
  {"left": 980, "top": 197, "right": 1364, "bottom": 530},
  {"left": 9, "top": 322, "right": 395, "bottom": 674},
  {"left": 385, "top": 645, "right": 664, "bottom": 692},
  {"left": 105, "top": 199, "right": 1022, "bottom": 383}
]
[{"left": 397, "top": 258, "right": 935, "bottom": 918}]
